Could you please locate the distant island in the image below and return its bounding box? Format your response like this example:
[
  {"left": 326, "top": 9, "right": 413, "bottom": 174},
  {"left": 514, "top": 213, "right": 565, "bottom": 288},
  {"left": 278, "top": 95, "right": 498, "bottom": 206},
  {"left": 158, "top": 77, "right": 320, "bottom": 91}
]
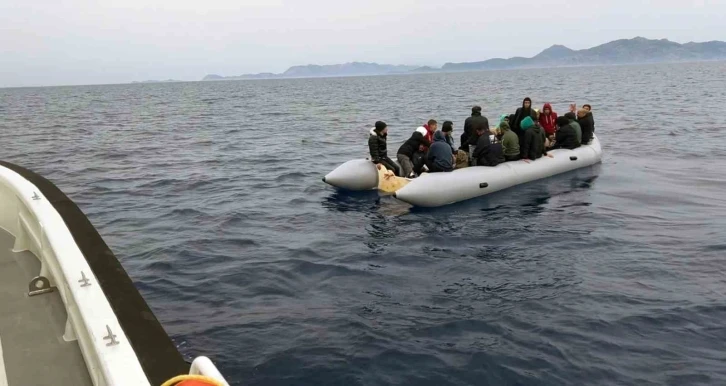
[
  {"left": 202, "top": 37, "right": 726, "bottom": 81},
  {"left": 203, "top": 63, "right": 418, "bottom": 81},
  {"left": 131, "top": 79, "right": 182, "bottom": 84}
]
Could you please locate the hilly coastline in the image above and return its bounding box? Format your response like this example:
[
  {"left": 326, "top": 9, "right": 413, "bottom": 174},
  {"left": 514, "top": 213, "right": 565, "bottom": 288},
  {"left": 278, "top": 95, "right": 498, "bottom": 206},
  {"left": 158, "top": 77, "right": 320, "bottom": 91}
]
[{"left": 203, "top": 37, "right": 726, "bottom": 81}]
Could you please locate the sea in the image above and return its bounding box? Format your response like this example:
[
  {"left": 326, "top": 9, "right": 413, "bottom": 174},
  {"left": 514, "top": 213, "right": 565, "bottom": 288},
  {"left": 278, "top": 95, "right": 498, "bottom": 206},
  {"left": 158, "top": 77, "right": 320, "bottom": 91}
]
[{"left": 1, "top": 61, "right": 725, "bottom": 386}]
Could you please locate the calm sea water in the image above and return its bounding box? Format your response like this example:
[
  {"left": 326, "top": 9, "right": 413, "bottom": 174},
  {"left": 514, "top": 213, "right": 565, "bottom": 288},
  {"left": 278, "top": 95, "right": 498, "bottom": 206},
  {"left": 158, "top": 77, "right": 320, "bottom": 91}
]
[{"left": 2, "top": 62, "right": 726, "bottom": 386}]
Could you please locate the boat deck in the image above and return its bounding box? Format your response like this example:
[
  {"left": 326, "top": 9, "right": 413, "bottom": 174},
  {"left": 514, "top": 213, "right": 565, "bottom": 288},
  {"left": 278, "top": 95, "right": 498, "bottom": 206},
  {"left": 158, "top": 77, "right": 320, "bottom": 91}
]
[{"left": 0, "top": 229, "right": 92, "bottom": 386}]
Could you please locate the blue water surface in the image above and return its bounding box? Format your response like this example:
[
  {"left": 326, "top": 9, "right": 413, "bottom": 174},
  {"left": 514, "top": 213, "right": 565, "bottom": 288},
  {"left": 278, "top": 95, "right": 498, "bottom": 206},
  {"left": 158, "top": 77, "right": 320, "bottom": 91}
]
[{"left": 2, "top": 62, "right": 726, "bottom": 385}]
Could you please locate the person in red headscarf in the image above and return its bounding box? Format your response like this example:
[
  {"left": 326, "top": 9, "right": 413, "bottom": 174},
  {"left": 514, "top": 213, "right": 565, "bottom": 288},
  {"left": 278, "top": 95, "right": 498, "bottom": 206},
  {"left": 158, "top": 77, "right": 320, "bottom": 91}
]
[{"left": 538, "top": 103, "right": 558, "bottom": 138}]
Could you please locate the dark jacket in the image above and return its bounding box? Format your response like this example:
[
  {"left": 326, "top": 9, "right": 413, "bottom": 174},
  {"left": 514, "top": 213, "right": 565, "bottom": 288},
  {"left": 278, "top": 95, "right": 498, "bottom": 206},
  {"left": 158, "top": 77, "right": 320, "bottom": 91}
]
[
  {"left": 520, "top": 117, "right": 547, "bottom": 160},
  {"left": 461, "top": 112, "right": 489, "bottom": 151},
  {"left": 553, "top": 123, "right": 580, "bottom": 150},
  {"left": 473, "top": 132, "right": 505, "bottom": 167},
  {"left": 397, "top": 129, "right": 431, "bottom": 158},
  {"left": 368, "top": 128, "right": 388, "bottom": 162},
  {"left": 512, "top": 98, "right": 538, "bottom": 139},
  {"left": 444, "top": 134, "right": 456, "bottom": 154},
  {"left": 578, "top": 112, "right": 595, "bottom": 144},
  {"left": 427, "top": 131, "right": 455, "bottom": 172}
]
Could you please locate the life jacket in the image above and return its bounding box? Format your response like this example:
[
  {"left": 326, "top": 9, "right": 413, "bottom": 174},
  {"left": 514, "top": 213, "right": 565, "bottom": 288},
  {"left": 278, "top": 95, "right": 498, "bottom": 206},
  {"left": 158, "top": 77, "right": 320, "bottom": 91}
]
[{"left": 419, "top": 124, "right": 434, "bottom": 152}]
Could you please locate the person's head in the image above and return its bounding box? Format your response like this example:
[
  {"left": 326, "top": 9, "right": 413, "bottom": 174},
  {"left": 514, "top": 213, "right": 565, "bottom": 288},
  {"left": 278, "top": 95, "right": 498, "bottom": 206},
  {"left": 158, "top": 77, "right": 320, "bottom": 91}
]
[
  {"left": 475, "top": 126, "right": 487, "bottom": 136},
  {"left": 577, "top": 108, "right": 588, "bottom": 118},
  {"left": 499, "top": 114, "right": 509, "bottom": 125},
  {"left": 427, "top": 119, "right": 438, "bottom": 132},
  {"left": 442, "top": 121, "right": 453, "bottom": 137},
  {"left": 500, "top": 121, "right": 511, "bottom": 132},
  {"left": 433, "top": 130, "right": 446, "bottom": 142},
  {"left": 556, "top": 116, "right": 570, "bottom": 128},
  {"left": 534, "top": 109, "right": 540, "bottom": 119},
  {"left": 583, "top": 104, "right": 592, "bottom": 111},
  {"left": 521, "top": 116, "right": 535, "bottom": 130},
  {"left": 374, "top": 121, "right": 388, "bottom": 136},
  {"left": 564, "top": 112, "right": 576, "bottom": 121},
  {"left": 543, "top": 103, "right": 552, "bottom": 115},
  {"left": 523, "top": 97, "right": 532, "bottom": 109},
  {"left": 472, "top": 106, "right": 482, "bottom": 115}
]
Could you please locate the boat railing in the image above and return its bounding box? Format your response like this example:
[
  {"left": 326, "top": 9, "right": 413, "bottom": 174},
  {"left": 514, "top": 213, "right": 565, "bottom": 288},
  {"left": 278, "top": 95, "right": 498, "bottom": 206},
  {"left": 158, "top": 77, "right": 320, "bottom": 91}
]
[{"left": 190, "top": 356, "right": 230, "bottom": 386}]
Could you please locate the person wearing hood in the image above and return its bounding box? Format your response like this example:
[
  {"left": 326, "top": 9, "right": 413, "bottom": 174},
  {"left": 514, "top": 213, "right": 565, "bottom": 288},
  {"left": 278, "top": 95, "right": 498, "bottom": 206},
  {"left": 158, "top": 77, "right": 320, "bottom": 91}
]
[
  {"left": 539, "top": 103, "right": 558, "bottom": 138},
  {"left": 442, "top": 121, "right": 457, "bottom": 154},
  {"left": 472, "top": 125, "right": 504, "bottom": 167},
  {"left": 564, "top": 112, "right": 582, "bottom": 144},
  {"left": 426, "top": 131, "right": 455, "bottom": 173},
  {"left": 499, "top": 120, "right": 520, "bottom": 161},
  {"left": 552, "top": 116, "right": 580, "bottom": 150},
  {"left": 368, "top": 121, "right": 402, "bottom": 176},
  {"left": 461, "top": 106, "right": 489, "bottom": 153},
  {"left": 511, "top": 97, "right": 538, "bottom": 140},
  {"left": 577, "top": 108, "right": 595, "bottom": 145},
  {"left": 519, "top": 116, "right": 547, "bottom": 160},
  {"left": 397, "top": 126, "right": 430, "bottom": 178}
]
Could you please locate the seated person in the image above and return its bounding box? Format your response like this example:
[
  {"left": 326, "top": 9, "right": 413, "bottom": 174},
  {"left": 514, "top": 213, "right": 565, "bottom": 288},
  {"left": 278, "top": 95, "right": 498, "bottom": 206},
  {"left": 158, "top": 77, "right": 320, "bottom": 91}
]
[
  {"left": 426, "top": 131, "right": 455, "bottom": 172},
  {"left": 472, "top": 126, "right": 505, "bottom": 167},
  {"left": 564, "top": 112, "right": 582, "bottom": 145},
  {"left": 442, "top": 121, "right": 457, "bottom": 154},
  {"left": 396, "top": 127, "right": 430, "bottom": 178},
  {"left": 552, "top": 116, "right": 580, "bottom": 149},
  {"left": 368, "top": 121, "right": 401, "bottom": 176},
  {"left": 519, "top": 116, "right": 547, "bottom": 161},
  {"left": 499, "top": 121, "right": 520, "bottom": 161},
  {"left": 577, "top": 108, "right": 595, "bottom": 145}
]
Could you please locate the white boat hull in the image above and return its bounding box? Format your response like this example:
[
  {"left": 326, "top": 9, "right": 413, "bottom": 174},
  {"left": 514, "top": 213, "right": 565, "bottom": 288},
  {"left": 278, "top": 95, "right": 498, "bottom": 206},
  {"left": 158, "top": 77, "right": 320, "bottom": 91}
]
[{"left": 394, "top": 136, "right": 603, "bottom": 207}]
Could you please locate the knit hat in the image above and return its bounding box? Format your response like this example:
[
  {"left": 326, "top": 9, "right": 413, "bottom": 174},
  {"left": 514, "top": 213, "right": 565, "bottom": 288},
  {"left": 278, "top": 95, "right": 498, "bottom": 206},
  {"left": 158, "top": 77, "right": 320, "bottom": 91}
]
[
  {"left": 564, "top": 112, "right": 577, "bottom": 121},
  {"left": 374, "top": 121, "right": 387, "bottom": 132},
  {"left": 521, "top": 116, "right": 535, "bottom": 130},
  {"left": 472, "top": 106, "right": 482, "bottom": 114}
]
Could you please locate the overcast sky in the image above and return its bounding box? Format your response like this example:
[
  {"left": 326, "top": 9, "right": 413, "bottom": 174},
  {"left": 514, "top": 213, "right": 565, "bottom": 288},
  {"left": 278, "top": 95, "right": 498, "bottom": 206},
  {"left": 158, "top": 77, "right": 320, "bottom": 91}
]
[{"left": 1, "top": 0, "right": 724, "bottom": 87}]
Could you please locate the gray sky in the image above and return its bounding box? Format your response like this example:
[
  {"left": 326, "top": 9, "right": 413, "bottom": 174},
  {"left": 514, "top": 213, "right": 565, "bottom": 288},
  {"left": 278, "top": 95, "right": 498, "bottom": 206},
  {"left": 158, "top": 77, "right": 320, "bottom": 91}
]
[{"left": 1, "top": 0, "right": 724, "bottom": 87}]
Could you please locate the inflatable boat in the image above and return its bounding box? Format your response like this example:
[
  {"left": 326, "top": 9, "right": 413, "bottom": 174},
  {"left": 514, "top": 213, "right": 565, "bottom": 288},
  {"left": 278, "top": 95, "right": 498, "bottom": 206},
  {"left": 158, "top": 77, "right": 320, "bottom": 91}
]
[
  {"left": 0, "top": 161, "right": 229, "bottom": 386},
  {"left": 323, "top": 135, "right": 602, "bottom": 207}
]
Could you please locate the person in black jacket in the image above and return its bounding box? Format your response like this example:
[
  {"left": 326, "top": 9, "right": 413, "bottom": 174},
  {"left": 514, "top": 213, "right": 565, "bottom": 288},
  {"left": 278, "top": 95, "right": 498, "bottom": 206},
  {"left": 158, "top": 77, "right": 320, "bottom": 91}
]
[
  {"left": 577, "top": 108, "right": 595, "bottom": 145},
  {"left": 472, "top": 126, "right": 504, "bottom": 167},
  {"left": 442, "top": 121, "right": 457, "bottom": 154},
  {"left": 396, "top": 127, "right": 430, "bottom": 178},
  {"left": 368, "top": 121, "right": 401, "bottom": 176},
  {"left": 511, "top": 97, "right": 538, "bottom": 141},
  {"left": 552, "top": 116, "right": 580, "bottom": 150},
  {"left": 519, "top": 116, "right": 547, "bottom": 160},
  {"left": 426, "top": 131, "right": 455, "bottom": 173},
  {"left": 461, "top": 106, "right": 489, "bottom": 153}
]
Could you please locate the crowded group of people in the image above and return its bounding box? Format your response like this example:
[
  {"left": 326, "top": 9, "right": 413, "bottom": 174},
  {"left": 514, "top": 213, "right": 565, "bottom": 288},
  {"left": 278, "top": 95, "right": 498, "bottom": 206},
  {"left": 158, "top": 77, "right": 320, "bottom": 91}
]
[{"left": 368, "top": 98, "right": 596, "bottom": 177}]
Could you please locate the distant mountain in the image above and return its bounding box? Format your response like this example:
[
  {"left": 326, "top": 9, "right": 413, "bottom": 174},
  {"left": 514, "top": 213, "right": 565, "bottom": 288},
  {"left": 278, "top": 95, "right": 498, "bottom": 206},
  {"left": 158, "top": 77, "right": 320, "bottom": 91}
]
[
  {"left": 202, "top": 37, "right": 726, "bottom": 81},
  {"left": 132, "top": 79, "right": 182, "bottom": 83},
  {"left": 442, "top": 37, "right": 726, "bottom": 71},
  {"left": 203, "top": 62, "right": 419, "bottom": 80}
]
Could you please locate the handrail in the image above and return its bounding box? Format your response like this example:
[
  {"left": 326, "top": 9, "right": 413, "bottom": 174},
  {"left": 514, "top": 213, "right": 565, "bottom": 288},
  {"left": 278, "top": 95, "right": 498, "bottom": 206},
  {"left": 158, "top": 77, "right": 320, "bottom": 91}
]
[
  {"left": 0, "top": 165, "right": 150, "bottom": 385},
  {"left": 189, "top": 356, "right": 230, "bottom": 386}
]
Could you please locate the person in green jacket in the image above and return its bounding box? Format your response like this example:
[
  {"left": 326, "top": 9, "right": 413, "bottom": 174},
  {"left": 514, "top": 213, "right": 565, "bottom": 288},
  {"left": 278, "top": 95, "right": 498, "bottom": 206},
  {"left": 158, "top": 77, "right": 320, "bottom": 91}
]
[
  {"left": 499, "top": 121, "right": 520, "bottom": 161},
  {"left": 564, "top": 112, "right": 582, "bottom": 144}
]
